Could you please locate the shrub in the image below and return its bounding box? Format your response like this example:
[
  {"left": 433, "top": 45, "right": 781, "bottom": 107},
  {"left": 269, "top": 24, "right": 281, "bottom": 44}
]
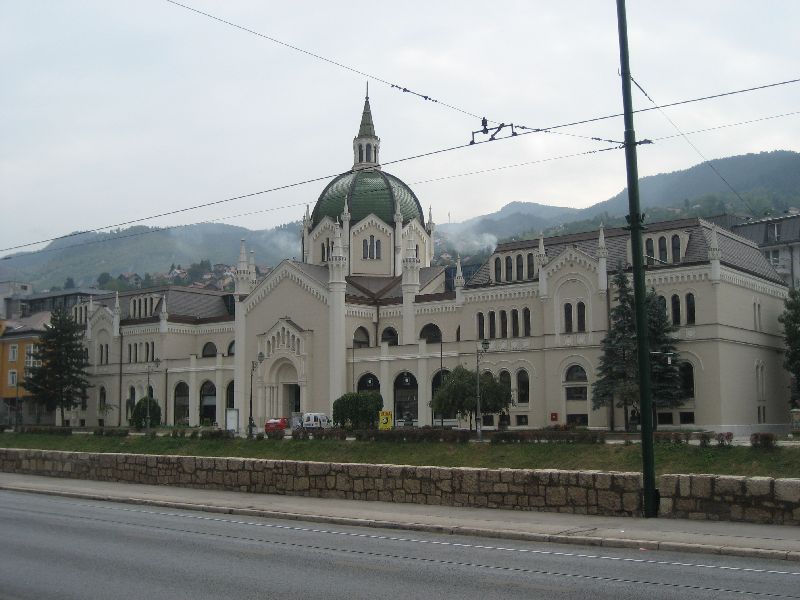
[
  {"left": 265, "top": 430, "right": 283, "bottom": 441},
  {"left": 93, "top": 428, "right": 129, "bottom": 437},
  {"left": 189, "top": 429, "right": 199, "bottom": 439},
  {"left": 491, "top": 430, "right": 606, "bottom": 444},
  {"left": 200, "top": 429, "right": 233, "bottom": 440},
  {"left": 332, "top": 392, "right": 383, "bottom": 429},
  {"left": 129, "top": 397, "right": 161, "bottom": 430},
  {"left": 352, "top": 428, "right": 471, "bottom": 443},
  {"left": 698, "top": 431, "right": 712, "bottom": 448},
  {"left": 292, "top": 428, "right": 310, "bottom": 440},
  {"left": 750, "top": 432, "right": 777, "bottom": 449},
  {"left": 716, "top": 432, "right": 734, "bottom": 447},
  {"left": 18, "top": 426, "right": 72, "bottom": 435},
  {"left": 312, "top": 428, "right": 348, "bottom": 441},
  {"left": 255, "top": 433, "right": 265, "bottom": 440}
]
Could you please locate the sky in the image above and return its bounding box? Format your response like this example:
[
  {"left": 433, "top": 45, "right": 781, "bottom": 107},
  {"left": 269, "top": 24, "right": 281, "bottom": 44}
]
[{"left": 1, "top": 1, "right": 799, "bottom": 258}]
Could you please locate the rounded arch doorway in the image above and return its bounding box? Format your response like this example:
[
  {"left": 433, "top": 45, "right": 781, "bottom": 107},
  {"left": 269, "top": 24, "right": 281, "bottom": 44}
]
[
  {"left": 199, "top": 381, "right": 216, "bottom": 425},
  {"left": 393, "top": 371, "right": 418, "bottom": 427},
  {"left": 272, "top": 360, "right": 301, "bottom": 417},
  {"left": 357, "top": 373, "right": 380, "bottom": 393}
]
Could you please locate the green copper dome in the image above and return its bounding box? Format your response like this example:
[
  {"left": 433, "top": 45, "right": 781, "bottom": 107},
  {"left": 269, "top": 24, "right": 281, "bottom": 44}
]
[{"left": 311, "top": 169, "right": 425, "bottom": 229}]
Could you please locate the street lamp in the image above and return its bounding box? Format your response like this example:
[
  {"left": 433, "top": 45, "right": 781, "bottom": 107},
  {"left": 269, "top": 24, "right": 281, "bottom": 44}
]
[
  {"left": 248, "top": 351, "right": 265, "bottom": 439},
  {"left": 475, "top": 338, "right": 490, "bottom": 441},
  {"left": 145, "top": 357, "right": 161, "bottom": 433}
]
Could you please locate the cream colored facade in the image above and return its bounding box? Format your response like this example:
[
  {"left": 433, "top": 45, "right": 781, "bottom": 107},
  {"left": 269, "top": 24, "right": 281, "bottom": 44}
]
[{"left": 71, "top": 98, "right": 792, "bottom": 435}]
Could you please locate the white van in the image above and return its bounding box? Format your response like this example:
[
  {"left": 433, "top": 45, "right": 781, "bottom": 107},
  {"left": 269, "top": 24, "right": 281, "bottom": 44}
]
[{"left": 301, "top": 413, "right": 332, "bottom": 429}]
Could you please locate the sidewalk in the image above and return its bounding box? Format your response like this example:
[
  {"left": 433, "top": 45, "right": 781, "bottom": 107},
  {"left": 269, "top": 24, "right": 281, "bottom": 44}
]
[{"left": 1, "top": 472, "right": 797, "bottom": 562}]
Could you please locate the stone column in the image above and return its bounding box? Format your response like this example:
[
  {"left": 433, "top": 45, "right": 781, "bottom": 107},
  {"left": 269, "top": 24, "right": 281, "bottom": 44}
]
[
  {"left": 417, "top": 341, "right": 431, "bottom": 426},
  {"left": 214, "top": 353, "right": 224, "bottom": 427},
  {"left": 188, "top": 354, "right": 198, "bottom": 427}
]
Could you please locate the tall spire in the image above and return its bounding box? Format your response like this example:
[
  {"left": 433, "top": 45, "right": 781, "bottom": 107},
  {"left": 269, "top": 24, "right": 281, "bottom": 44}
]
[{"left": 353, "top": 88, "right": 380, "bottom": 170}]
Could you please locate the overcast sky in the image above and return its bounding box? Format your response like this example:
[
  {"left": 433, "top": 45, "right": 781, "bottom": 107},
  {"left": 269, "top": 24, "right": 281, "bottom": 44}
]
[{"left": 2, "top": 1, "right": 799, "bottom": 258}]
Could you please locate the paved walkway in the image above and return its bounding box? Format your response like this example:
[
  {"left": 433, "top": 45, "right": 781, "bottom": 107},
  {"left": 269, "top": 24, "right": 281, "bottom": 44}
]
[{"left": 2, "top": 473, "right": 797, "bottom": 562}]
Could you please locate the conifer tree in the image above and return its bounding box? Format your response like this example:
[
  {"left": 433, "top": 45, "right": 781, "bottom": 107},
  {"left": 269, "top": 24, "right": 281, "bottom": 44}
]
[
  {"left": 778, "top": 287, "right": 800, "bottom": 407},
  {"left": 23, "top": 308, "right": 90, "bottom": 425},
  {"left": 593, "top": 268, "right": 687, "bottom": 429}
]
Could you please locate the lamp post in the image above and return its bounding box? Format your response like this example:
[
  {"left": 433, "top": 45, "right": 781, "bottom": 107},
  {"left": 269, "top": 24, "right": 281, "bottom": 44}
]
[
  {"left": 475, "top": 339, "right": 490, "bottom": 441},
  {"left": 249, "top": 351, "right": 265, "bottom": 439},
  {"left": 145, "top": 357, "right": 161, "bottom": 433}
]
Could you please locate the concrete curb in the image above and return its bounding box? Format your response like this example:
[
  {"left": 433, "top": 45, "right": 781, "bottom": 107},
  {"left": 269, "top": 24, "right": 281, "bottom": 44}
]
[{"left": 2, "top": 483, "right": 796, "bottom": 562}]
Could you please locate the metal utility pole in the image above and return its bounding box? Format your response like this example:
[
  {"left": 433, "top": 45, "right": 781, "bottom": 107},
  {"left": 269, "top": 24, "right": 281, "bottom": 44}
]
[{"left": 616, "top": 0, "right": 658, "bottom": 518}]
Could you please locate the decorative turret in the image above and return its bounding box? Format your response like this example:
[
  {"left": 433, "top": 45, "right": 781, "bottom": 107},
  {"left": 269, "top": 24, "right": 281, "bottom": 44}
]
[
  {"left": 249, "top": 251, "right": 257, "bottom": 286},
  {"left": 235, "top": 239, "right": 253, "bottom": 295},
  {"left": 327, "top": 221, "right": 348, "bottom": 283},
  {"left": 159, "top": 294, "right": 168, "bottom": 333},
  {"left": 454, "top": 255, "right": 465, "bottom": 305},
  {"left": 341, "top": 194, "right": 351, "bottom": 273},
  {"left": 393, "top": 207, "right": 404, "bottom": 276},
  {"left": 708, "top": 224, "right": 721, "bottom": 283},
  {"left": 327, "top": 221, "right": 348, "bottom": 408},
  {"left": 597, "top": 224, "right": 608, "bottom": 292},
  {"left": 112, "top": 291, "right": 120, "bottom": 337},
  {"left": 401, "top": 231, "right": 421, "bottom": 345},
  {"left": 535, "top": 234, "right": 549, "bottom": 297},
  {"left": 352, "top": 86, "right": 380, "bottom": 171}
]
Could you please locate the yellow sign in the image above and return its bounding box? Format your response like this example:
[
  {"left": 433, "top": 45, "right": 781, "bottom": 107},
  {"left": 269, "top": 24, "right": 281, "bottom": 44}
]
[{"left": 379, "top": 411, "right": 393, "bottom": 430}]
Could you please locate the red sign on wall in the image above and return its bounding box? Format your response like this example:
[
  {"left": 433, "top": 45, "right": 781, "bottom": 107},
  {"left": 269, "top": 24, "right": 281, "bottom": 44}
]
[{"left": 550, "top": 412, "right": 559, "bottom": 422}]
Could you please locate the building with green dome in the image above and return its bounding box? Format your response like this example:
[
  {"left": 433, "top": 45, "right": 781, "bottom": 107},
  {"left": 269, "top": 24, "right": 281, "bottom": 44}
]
[{"left": 303, "top": 95, "right": 435, "bottom": 277}]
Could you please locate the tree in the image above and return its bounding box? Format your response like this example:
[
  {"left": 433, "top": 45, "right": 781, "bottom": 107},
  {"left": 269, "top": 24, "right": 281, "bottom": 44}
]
[
  {"left": 592, "top": 268, "right": 687, "bottom": 429},
  {"left": 778, "top": 287, "right": 800, "bottom": 408},
  {"left": 142, "top": 272, "right": 153, "bottom": 288},
  {"left": 592, "top": 268, "right": 639, "bottom": 429},
  {"left": 332, "top": 391, "right": 383, "bottom": 429},
  {"left": 430, "top": 365, "right": 511, "bottom": 430},
  {"left": 130, "top": 396, "right": 162, "bottom": 430},
  {"left": 64, "top": 277, "right": 76, "bottom": 289},
  {"left": 23, "top": 308, "right": 90, "bottom": 425},
  {"left": 97, "top": 272, "right": 112, "bottom": 287}
]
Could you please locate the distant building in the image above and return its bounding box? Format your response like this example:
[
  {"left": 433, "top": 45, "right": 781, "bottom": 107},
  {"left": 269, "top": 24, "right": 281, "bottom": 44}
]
[{"left": 0, "top": 280, "right": 33, "bottom": 320}]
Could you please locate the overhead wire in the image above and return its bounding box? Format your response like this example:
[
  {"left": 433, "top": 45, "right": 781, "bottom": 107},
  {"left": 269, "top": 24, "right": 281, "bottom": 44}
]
[
  {"left": 4, "top": 75, "right": 798, "bottom": 256},
  {"left": 629, "top": 74, "right": 762, "bottom": 216}
]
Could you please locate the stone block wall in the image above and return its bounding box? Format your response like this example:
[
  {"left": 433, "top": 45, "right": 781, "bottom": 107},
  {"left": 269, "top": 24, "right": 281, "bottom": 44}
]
[
  {"left": 0, "top": 449, "right": 641, "bottom": 517},
  {"left": 659, "top": 474, "right": 800, "bottom": 524}
]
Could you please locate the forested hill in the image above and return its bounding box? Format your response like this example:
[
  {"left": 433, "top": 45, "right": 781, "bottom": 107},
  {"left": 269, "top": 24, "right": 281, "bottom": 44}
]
[{"left": 3, "top": 150, "right": 799, "bottom": 290}]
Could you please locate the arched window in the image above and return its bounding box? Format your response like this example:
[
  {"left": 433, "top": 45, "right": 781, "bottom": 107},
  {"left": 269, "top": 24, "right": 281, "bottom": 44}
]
[
  {"left": 358, "top": 144, "right": 364, "bottom": 163},
  {"left": 353, "top": 326, "right": 370, "bottom": 349},
  {"left": 564, "top": 365, "right": 588, "bottom": 426},
  {"left": 375, "top": 240, "right": 381, "bottom": 259},
  {"left": 227, "top": 340, "right": 235, "bottom": 356},
  {"left": 517, "top": 370, "right": 529, "bottom": 404},
  {"left": 127, "top": 386, "right": 136, "bottom": 418},
  {"left": 358, "top": 373, "right": 380, "bottom": 393},
  {"left": 488, "top": 311, "right": 496, "bottom": 338},
  {"left": 511, "top": 309, "right": 519, "bottom": 337},
  {"left": 226, "top": 381, "right": 234, "bottom": 409},
  {"left": 98, "top": 387, "right": 107, "bottom": 413},
  {"left": 671, "top": 234, "right": 681, "bottom": 263},
  {"left": 366, "top": 143, "right": 372, "bottom": 162},
  {"left": 564, "top": 303, "right": 573, "bottom": 333},
  {"left": 369, "top": 235, "right": 375, "bottom": 259},
  {"left": 201, "top": 342, "right": 217, "bottom": 358},
  {"left": 415, "top": 244, "right": 419, "bottom": 259},
  {"left": 679, "top": 362, "right": 694, "bottom": 398},
  {"left": 174, "top": 382, "right": 189, "bottom": 426},
  {"left": 686, "top": 293, "right": 695, "bottom": 325},
  {"left": 500, "top": 311, "right": 508, "bottom": 338},
  {"left": 516, "top": 255, "right": 523, "bottom": 280},
  {"left": 505, "top": 256, "right": 513, "bottom": 282},
  {"left": 523, "top": 307, "right": 531, "bottom": 336},
  {"left": 527, "top": 253, "right": 535, "bottom": 279},
  {"left": 657, "top": 295, "right": 667, "bottom": 314},
  {"left": 456, "top": 326, "right": 461, "bottom": 342},
  {"left": 321, "top": 242, "right": 326, "bottom": 262},
  {"left": 658, "top": 236, "right": 668, "bottom": 263},
  {"left": 362, "top": 239, "right": 368, "bottom": 259},
  {"left": 199, "top": 381, "right": 216, "bottom": 423},
  {"left": 499, "top": 370, "right": 511, "bottom": 394},
  {"left": 577, "top": 302, "right": 586, "bottom": 332},
  {"left": 477, "top": 313, "right": 485, "bottom": 340},
  {"left": 419, "top": 323, "right": 442, "bottom": 344},
  {"left": 671, "top": 294, "right": 681, "bottom": 326},
  {"left": 381, "top": 327, "right": 399, "bottom": 346},
  {"left": 645, "top": 238, "right": 654, "bottom": 265},
  {"left": 565, "top": 365, "right": 587, "bottom": 382},
  {"left": 494, "top": 258, "right": 502, "bottom": 282},
  {"left": 147, "top": 385, "right": 154, "bottom": 399}
]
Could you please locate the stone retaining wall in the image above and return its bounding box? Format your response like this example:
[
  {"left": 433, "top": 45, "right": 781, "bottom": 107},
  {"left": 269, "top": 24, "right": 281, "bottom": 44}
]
[
  {"left": 659, "top": 474, "right": 800, "bottom": 524},
  {"left": 0, "top": 449, "right": 641, "bottom": 517},
  {"left": 2, "top": 449, "right": 798, "bottom": 524}
]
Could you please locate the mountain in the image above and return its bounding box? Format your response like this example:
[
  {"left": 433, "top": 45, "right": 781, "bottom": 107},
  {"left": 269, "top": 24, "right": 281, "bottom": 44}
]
[
  {"left": 3, "top": 150, "right": 799, "bottom": 290},
  {"left": 1, "top": 222, "right": 301, "bottom": 290}
]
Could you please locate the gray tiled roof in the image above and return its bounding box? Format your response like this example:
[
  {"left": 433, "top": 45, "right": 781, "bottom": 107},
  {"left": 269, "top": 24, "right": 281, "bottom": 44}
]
[
  {"left": 467, "top": 217, "right": 784, "bottom": 287},
  {"left": 92, "top": 286, "right": 233, "bottom": 321}
]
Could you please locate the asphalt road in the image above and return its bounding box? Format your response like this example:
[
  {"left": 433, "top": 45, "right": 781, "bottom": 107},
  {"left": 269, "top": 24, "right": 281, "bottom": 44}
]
[{"left": 0, "top": 490, "right": 798, "bottom": 600}]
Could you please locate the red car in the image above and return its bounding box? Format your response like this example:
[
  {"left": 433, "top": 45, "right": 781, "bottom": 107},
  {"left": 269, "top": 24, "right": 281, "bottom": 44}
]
[{"left": 264, "top": 417, "right": 289, "bottom": 433}]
